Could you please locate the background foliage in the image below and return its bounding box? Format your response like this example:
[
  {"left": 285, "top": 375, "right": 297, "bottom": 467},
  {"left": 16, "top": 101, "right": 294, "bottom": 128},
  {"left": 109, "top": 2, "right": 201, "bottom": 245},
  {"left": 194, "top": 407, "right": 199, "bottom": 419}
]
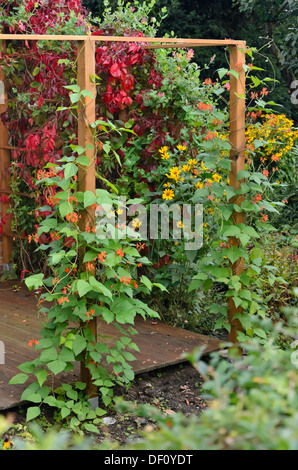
[{"left": 82, "top": 0, "right": 298, "bottom": 123}]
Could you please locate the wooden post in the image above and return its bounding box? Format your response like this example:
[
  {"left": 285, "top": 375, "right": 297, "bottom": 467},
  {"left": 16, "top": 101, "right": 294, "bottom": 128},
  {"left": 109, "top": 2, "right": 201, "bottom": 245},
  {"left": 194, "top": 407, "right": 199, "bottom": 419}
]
[
  {"left": 77, "top": 39, "right": 97, "bottom": 398},
  {"left": 0, "top": 39, "right": 13, "bottom": 267},
  {"left": 228, "top": 43, "right": 246, "bottom": 343}
]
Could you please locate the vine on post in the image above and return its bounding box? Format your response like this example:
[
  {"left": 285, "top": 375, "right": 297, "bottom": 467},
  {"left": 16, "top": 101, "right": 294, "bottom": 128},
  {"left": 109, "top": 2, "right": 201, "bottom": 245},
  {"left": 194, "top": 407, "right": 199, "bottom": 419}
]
[{"left": 10, "top": 85, "right": 161, "bottom": 427}]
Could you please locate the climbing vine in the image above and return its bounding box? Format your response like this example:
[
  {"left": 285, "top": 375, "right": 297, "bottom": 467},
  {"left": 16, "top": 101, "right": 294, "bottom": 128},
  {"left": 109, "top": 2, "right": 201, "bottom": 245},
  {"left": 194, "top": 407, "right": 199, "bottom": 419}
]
[{"left": 11, "top": 101, "right": 162, "bottom": 427}]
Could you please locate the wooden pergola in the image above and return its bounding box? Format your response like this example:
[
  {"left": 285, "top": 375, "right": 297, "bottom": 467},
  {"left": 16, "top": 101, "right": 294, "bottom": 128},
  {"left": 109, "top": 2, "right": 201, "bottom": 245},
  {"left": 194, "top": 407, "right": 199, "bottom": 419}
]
[{"left": 0, "top": 34, "right": 246, "bottom": 397}]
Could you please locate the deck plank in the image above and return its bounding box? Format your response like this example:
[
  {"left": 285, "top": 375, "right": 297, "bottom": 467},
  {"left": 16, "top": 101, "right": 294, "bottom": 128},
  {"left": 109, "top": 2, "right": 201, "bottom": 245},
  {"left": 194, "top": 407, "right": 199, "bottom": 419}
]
[{"left": 0, "top": 280, "right": 221, "bottom": 410}]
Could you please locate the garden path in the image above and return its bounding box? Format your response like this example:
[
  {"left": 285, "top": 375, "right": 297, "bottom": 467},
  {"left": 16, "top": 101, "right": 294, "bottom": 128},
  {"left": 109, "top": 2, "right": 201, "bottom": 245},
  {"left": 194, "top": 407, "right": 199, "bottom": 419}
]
[{"left": 0, "top": 280, "right": 220, "bottom": 410}]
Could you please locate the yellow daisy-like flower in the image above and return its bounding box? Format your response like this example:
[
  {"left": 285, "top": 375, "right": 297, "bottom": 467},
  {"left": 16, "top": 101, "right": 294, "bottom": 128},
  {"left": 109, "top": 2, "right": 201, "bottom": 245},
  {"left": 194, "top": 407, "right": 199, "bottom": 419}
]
[
  {"left": 176, "top": 221, "right": 184, "bottom": 228},
  {"left": 177, "top": 144, "right": 187, "bottom": 151},
  {"left": 117, "top": 208, "right": 124, "bottom": 215},
  {"left": 181, "top": 164, "right": 191, "bottom": 172},
  {"left": 132, "top": 218, "right": 142, "bottom": 229},
  {"left": 188, "top": 159, "right": 197, "bottom": 165},
  {"left": 158, "top": 146, "right": 171, "bottom": 160},
  {"left": 161, "top": 152, "right": 170, "bottom": 160},
  {"left": 164, "top": 182, "right": 172, "bottom": 188},
  {"left": 245, "top": 113, "right": 298, "bottom": 164},
  {"left": 162, "top": 188, "right": 175, "bottom": 200},
  {"left": 3, "top": 440, "right": 11, "bottom": 450},
  {"left": 196, "top": 181, "right": 204, "bottom": 189},
  {"left": 212, "top": 173, "right": 222, "bottom": 182},
  {"left": 201, "top": 161, "right": 208, "bottom": 171},
  {"left": 166, "top": 166, "right": 181, "bottom": 182}
]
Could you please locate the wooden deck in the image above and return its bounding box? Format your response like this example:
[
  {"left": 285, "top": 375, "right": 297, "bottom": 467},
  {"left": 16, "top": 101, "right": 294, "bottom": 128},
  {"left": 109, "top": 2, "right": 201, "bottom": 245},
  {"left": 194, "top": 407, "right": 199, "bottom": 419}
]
[{"left": 0, "top": 280, "right": 221, "bottom": 410}]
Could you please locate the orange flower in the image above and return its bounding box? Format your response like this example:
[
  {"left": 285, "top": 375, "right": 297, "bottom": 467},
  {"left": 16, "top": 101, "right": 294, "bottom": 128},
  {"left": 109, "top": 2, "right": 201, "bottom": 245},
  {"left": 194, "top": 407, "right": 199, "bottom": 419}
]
[
  {"left": 253, "top": 193, "right": 262, "bottom": 204},
  {"left": 66, "top": 212, "right": 79, "bottom": 223},
  {"left": 86, "top": 308, "right": 95, "bottom": 318},
  {"left": 28, "top": 233, "right": 38, "bottom": 244},
  {"left": 235, "top": 61, "right": 243, "bottom": 72},
  {"left": 67, "top": 196, "right": 78, "bottom": 206},
  {"left": 86, "top": 262, "right": 94, "bottom": 271},
  {"left": 136, "top": 242, "right": 146, "bottom": 251},
  {"left": 198, "top": 102, "right": 213, "bottom": 112},
  {"left": 37, "top": 169, "right": 46, "bottom": 180},
  {"left": 205, "top": 130, "right": 216, "bottom": 141},
  {"left": 120, "top": 276, "right": 131, "bottom": 285},
  {"left": 50, "top": 231, "right": 60, "bottom": 241},
  {"left": 46, "top": 195, "right": 60, "bottom": 207},
  {"left": 98, "top": 251, "right": 107, "bottom": 263},
  {"left": 86, "top": 223, "right": 96, "bottom": 234},
  {"left": 116, "top": 248, "right": 124, "bottom": 257}
]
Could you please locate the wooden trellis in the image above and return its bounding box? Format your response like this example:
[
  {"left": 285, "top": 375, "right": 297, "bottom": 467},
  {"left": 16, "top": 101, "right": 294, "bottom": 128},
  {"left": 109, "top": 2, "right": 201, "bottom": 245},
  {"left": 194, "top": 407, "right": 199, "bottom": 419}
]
[{"left": 0, "top": 34, "right": 246, "bottom": 396}]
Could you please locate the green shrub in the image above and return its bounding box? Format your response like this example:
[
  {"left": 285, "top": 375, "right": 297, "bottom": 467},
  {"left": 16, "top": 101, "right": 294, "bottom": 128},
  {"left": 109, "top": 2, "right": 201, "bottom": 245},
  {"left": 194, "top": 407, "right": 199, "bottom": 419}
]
[{"left": 117, "top": 294, "right": 298, "bottom": 450}]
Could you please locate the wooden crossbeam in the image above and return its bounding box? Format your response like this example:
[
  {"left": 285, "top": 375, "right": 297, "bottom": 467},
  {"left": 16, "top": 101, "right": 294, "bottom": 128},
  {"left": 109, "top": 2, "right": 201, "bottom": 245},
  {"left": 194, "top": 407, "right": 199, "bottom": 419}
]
[
  {"left": 0, "top": 188, "right": 33, "bottom": 197},
  {"left": 0, "top": 34, "right": 245, "bottom": 48},
  {"left": 144, "top": 43, "right": 237, "bottom": 50},
  {"left": 0, "top": 145, "right": 21, "bottom": 150}
]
